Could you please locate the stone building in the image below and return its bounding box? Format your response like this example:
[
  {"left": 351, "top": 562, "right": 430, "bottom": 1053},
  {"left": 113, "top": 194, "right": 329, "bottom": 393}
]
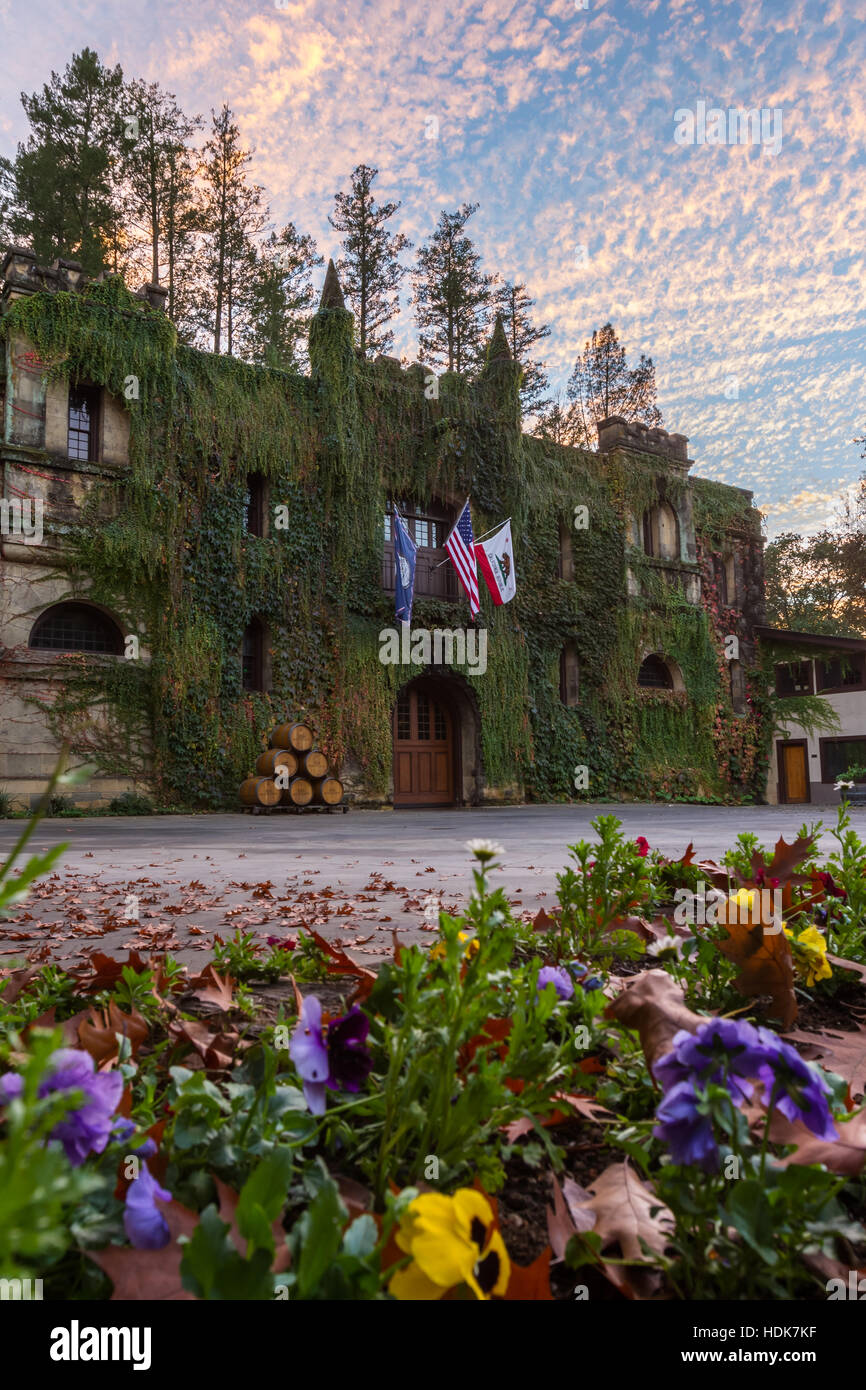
[{"left": 0, "top": 247, "right": 769, "bottom": 811}]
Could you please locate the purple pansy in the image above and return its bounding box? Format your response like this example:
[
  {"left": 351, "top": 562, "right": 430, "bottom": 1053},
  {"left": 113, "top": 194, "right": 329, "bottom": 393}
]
[
  {"left": 37, "top": 1049, "right": 130, "bottom": 1166},
  {"left": 653, "top": 1080, "right": 719, "bottom": 1171},
  {"left": 290, "top": 996, "right": 374, "bottom": 1113},
  {"left": 569, "top": 962, "right": 604, "bottom": 991},
  {"left": 325, "top": 1005, "right": 374, "bottom": 1092},
  {"left": 652, "top": 1017, "right": 838, "bottom": 1167},
  {"left": 753, "top": 1027, "right": 837, "bottom": 1141},
  {"left": 289, "top": 995, "right": 330, "bottom": 1115},
  {"left": 0, "top": 1072, "right": 24, "bottom": 1103},
  {"left": 537, "top": 966, "right": 574, "bottom": 1002},
  {"left": 124, "top": 1161, "right": 172, "bottom": 1250}
]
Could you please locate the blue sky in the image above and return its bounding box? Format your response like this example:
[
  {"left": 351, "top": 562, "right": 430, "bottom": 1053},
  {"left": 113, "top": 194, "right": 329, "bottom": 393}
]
[{"left": 1, "top": 0, "right": 864, "bottom": 535}]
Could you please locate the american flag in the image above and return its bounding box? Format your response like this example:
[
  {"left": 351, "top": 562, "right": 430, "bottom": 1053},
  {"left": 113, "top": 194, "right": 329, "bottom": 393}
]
[{"left": 446, "top": 500, "right": 480, "bottom": 617}]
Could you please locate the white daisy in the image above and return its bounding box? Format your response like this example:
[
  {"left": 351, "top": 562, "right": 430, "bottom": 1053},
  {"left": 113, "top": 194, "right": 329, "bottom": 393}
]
[{"left": 465, "top": 838, "right": 505, "bottom": 862}]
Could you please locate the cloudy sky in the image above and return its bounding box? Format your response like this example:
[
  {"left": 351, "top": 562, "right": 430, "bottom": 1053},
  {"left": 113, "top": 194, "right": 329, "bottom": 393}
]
[{"left": 1, "top": 0, "right": 863, "bottom": 536}]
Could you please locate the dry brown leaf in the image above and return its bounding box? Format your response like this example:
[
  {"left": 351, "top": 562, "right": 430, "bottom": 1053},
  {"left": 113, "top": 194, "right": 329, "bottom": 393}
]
[
  {"left": 606, "top": 970, "right": 708, "bottom": 1073},
  {"left": 783, "top": 1021, "right": 866, "bottom": 1098},
  {"left": 749, "top": 833, "right": 816, "bottom": 890},
  {"left": 717, "top": 919, "right": 797, "bottom": 1029},
  {"left": 88, "top": 1200, "right": 200, "bottom": 1300},
  {"left": 761, "top": 1105, "right": 866, "bottom": 1177},
  {"left": 77, "top": 1001, "right": 148, "bottom": 1065}
]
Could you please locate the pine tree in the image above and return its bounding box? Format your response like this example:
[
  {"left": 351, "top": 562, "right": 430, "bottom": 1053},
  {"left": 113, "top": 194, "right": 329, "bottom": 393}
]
[
  {"left": 119, "top": 78, "right": 202, "bottom": 308},
  {"left": 8, "top": 49, "right": 125, "bottom": 275},
  {"left": 412, "top": 203, "right": 493, "bottom": 373},
  {"left": 493, "top": 278, "right": 551, "bottom": 415},
  {"left": 328, "top": 164, "right": 411, "bottom": 356},
  {"left": 240, "top": 223, "right": 322, "bottom": 372},
  {"left": 534, "top": 395, "right": 574, "bottom": 446},
  {"left": 563, "top": 322, "right": 662, "bottom": 448},
  {"left": 198, "top": 106, "right": 267, "bottom": 355}
]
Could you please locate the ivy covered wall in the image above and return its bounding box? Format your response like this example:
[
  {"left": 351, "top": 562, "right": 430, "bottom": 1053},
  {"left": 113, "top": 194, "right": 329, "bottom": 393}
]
[{"left": 0, "top": 264, "right": 770, "bottom": 808}]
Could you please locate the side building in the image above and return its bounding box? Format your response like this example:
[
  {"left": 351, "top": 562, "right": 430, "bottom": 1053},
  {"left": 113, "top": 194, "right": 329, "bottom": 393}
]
[{"left": 0, "top": 249, "right": 769, "bottom": 810}]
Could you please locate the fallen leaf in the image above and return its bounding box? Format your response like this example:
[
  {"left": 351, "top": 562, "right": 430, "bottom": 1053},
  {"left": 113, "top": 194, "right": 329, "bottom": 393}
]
[
  {"left": 606, "top": 970, "right": 708, "bottom": 1073},
  {"left": 717, "top": 919, "right": 797, "bottom": 1029},
  {"left": 783, "top": 1020, "right": 866, "bottom": 1098}
]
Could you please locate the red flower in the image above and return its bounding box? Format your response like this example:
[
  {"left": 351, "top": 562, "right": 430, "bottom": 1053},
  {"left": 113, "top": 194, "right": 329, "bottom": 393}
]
[{"left": 635, "top": 836, "right": 650, "bottom": 858}]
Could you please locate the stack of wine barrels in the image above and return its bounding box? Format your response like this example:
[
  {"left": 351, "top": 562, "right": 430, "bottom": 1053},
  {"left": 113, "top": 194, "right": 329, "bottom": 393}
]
[{"left": 238, "top": 721, "right": 345, "bottom": 812}]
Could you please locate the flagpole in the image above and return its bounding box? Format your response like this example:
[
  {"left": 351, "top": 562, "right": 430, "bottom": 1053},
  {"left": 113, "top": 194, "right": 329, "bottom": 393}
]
[
  {"left": 433, "top": 514, "right": 510, "bottom": 565},
  {"left": 473, "top": 517, "right": 511, "bottom": 545}
]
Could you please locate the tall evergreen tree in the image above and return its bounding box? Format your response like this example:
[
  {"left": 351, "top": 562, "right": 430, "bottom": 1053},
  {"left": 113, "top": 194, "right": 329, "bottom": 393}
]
[
  {"left": 493, "top": 278, "right": 551, "bottom": 415},
  {"left": 198, "top": 105, "right": 266, "bottom": 355},
  {"left": 412, "top": 203, "right": 493, "bottom": 373},
  {"left": 120, "top": 78, "right": 202, "bottom": 299},
  {"left": 560, "top": 322, "right": 662, "bottom": 448},
  {"left": 240, "top": 223, "right": 322, "bottom": 372},
  {"left": 7, "top": 49, "right": 125, "bottom": 274},
  {"left": 328, "top": 164, "right": 411, "bottom": 356}
]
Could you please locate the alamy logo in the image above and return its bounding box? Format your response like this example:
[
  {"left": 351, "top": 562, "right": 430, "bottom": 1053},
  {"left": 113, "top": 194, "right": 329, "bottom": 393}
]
[
  {"left": 49, "top": 1320, "right": 152, "bottom": 1371},
  {"left": 674, "top": 101, "right": 782, "bottom": 155},
  {"left": 0, "top": 1277, "right": 43, "bottom": 1300},
  {"left": 0, "top": 496, "right": 44, "bottom": 544},
  {"left": 379, "top": 626, "right": 487, "bottom": 676}
]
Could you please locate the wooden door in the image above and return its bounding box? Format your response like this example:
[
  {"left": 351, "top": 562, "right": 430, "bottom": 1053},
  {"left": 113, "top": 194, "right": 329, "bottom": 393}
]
[
  {"left": 780, "top": 741, "right": 810, "bottom": 804},
  {"left": 393, "top": 687, "right": 454, "bottom": 805}
]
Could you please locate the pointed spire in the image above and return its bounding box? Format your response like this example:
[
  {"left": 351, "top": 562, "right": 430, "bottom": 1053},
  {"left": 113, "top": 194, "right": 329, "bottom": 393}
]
[
  {"left": 487, "top": 313, "right": 511, "bottom": 363},
  {"left": 319, "top": 257, "right": 345, "bottom": 310}
]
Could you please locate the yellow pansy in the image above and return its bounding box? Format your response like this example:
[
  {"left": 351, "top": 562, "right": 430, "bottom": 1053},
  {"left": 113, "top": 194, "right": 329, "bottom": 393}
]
[
  {"left": 784, "top": 924, "right": 832, "bottom": 987},
  {"left": 389, "top": 1189, "right": 511, "bottom": 1301},
  {"left": 429, "top": 932, "right": 479, "bottom": 962}
]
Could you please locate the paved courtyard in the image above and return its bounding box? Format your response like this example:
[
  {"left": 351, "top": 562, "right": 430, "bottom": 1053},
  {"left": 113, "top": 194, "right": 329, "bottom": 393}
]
[{"left": 0, "top": 802, "right": 850, "bottom": 967}]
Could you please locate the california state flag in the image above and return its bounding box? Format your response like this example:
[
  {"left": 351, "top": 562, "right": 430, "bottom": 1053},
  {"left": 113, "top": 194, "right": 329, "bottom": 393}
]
[{"left": 474, "top": 520, "right": 517, "bottom": 606}]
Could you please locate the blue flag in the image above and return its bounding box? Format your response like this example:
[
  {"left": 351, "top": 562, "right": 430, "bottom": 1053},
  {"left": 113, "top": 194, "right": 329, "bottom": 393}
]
[{"left": 393, "top": 508, "right": 417, "bottom": 624}]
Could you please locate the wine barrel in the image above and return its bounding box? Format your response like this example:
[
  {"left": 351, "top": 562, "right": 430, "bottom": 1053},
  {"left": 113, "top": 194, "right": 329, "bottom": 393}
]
[
  {"left": 239, "top": 777, "right": 281, "bottom": 808},
  {"left": 302, "top": 749, "right": 328, "bottom": 778},
  {"left": 281, "top": 776, "right": 313, "bottom": 806},
  {"left": 311, "top": 777, "right": 343, "bottom": 806},
  {"left": 271, "top": 722, "right": 314, "bottom": 752},
  {"left": 255, "top": 748, "right": 298, "bottom": 777}
]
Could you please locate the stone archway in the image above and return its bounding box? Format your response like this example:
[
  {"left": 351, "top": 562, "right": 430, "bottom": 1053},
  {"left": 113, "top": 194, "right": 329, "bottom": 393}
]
[{"left": 392, "top": 672, "right": 482, "bottom": 806}]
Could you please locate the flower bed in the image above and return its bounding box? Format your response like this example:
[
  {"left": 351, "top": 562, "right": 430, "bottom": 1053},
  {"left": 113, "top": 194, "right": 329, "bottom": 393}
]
[{"left": 2, "top": 809, "right": 866, "bottom": 1301}]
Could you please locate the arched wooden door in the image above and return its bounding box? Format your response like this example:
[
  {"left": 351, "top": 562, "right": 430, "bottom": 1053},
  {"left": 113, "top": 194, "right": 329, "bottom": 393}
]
[{"left": 393, "top": 683, "right": 455, "bottom": 805}]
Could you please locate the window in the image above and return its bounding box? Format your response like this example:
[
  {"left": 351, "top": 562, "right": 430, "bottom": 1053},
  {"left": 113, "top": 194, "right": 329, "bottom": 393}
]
[
  {"left": 67, "top": 385, "right": 100, "bottom": 462},
  {"left": 638, "top": 654, "right": 673, "bottom": 690},
  {"left": 242, "top": 619, "right": 266, "bottom": 692},
  {"left": 642, "top": 503, "right": 679, "bottom": 560},
  {"left": 383, "top": 500, "right": 456, "bottom": 599},
  {"left": 559, "top": 643, "right": 580, "bottom": 706},
  {"left": 820, "top": 737, "right": 866, "bottom": 783},
  {"left": 775, "top": 661, "right": 813, "bottom": 697},
  {"left": 729, "top": 659, "right": 747, "bottom": 714},
  {"left": 29, "top": 602, "right": 123, "bottom": 654},
  {"left": 816, "top": 654, "right": 865, "bottom": 694},
  {"left": 243, "top": 474, "right": 266, "bottom": 537},
  {"left": 721, "top": 554, "right": 736, "bottom": 606},
  {"left": 558, "top": 523, "right": 574, "bottom": 581}
]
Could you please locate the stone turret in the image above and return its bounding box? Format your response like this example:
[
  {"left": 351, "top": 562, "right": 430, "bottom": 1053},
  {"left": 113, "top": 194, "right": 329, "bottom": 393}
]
[
  {"left": 0, "top": 246, "right": 166, "bottom": 312},
  {"left": 597, "top": 415, "right": 691, "bottom": 471}
]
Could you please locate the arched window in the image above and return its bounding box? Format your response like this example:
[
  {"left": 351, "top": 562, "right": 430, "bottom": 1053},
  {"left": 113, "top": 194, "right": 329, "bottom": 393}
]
[
  {"left": 638, "top": 654, "right": 674, "bottom": 690},
  {"left": 29, "top": 602, "right": 123, "bottom": 654},
  {"left": 242, "top": 619, "right": 266, "bottom": 692},
  {"left": 641, "top": 502, "right": 680, "bottom": 560},
  {"left": 560, "top": 643, "right": 580, "bottom": 706}
]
